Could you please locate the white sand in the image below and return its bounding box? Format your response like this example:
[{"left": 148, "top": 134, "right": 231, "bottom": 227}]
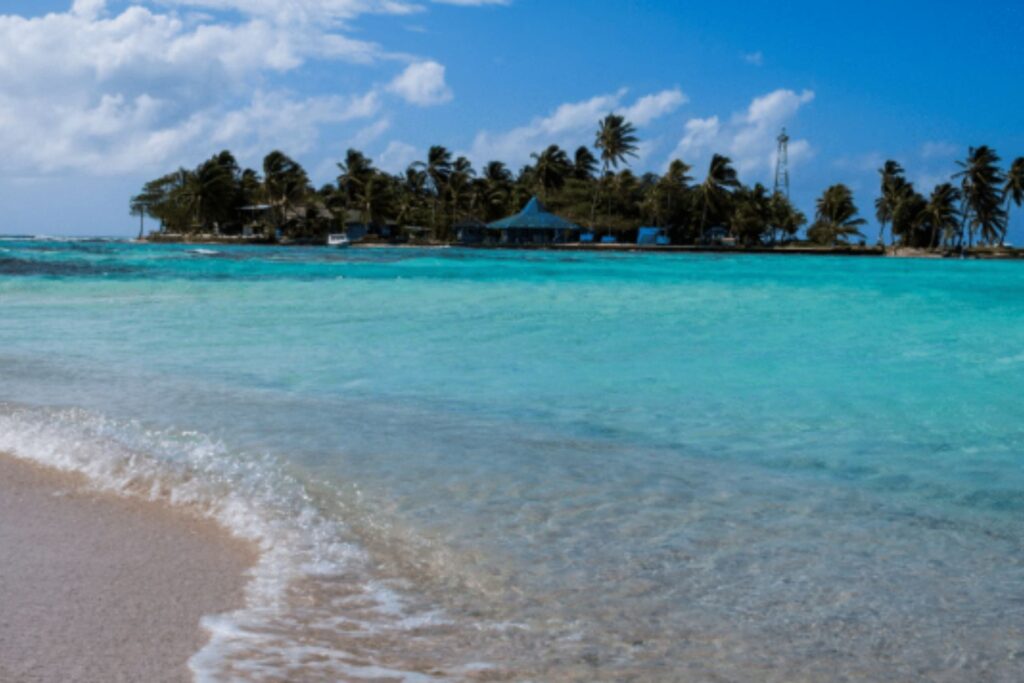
[{"left": 0, "top": 453, "right": 255, "bottom": 683}]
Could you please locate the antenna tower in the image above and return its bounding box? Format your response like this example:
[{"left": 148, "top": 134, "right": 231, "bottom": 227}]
[{"left": 774, "top": 128, "right": 790, "bottom": 198}]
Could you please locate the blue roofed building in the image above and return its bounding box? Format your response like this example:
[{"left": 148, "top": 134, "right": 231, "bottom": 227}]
[{"left": 487, "top": 197, "right": 580, "bottom": 245}]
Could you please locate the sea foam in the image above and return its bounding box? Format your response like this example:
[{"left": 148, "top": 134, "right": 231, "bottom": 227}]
[{"left": 0, "top": 404, "right": 449, "bottom": 681}]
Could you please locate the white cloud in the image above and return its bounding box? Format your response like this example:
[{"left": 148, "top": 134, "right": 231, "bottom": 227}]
[
  {"left": 158, "top": 0, "right": 423, "bottom": 26},
  {"left": 743, "top": 89, "right": 814, "bottom": 127},
  {"left": 0, "top": 1, "right": 497, "bottom": 176},
  {"left": 671, "top": 116, "right": 720, "bottom": 159},
  {"left": 833, "top": 152, "right": 885, "bottom": 173},
  {"left": 72, "top": 0, "right": 107, "bottom": 19},
  {"left": 669, "top": 88, "right": 815, "bottom": 179},
  {"left": 470, "top": 88, "right": 685, "bottom": 167},
  {"left": 743, "top": 51, "right": 764, "bottom": 66},
  {"left": 211, "top": 90, "right": 382, "bottom": 156},
  {"left": 387, "top": 61, "right": 453, "bottom": 106},
  {"left": 350, "top": 118, "right": 392, "bottom": 147},
  {"left": 377, "top": 140, "right": 420, "bottom": 172},
  {"left": 623, "top": 89, "right": 688, "bottom": 126},
  {"left": 731, "top": 89, "right": 814, "bottom": 172},
  {"left": 921, "top": 141, "right": 959, "bottom": 160}
]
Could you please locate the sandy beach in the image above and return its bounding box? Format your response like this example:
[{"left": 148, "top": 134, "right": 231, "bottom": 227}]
[{"left": 0, "top": 452, "right": 255, "bottom": 683}]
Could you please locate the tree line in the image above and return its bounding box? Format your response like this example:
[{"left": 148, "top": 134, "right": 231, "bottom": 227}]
[{"left": 132, "top": 115, "right": 1024, "bottom": 249}]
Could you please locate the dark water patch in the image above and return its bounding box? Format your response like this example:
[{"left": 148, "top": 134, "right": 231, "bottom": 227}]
[
  {"left": 963, "top": 489, "right": 1024, "bottom": 513},
  {"left": 0, "top": 256, "right": 135, "bottom": 277}
]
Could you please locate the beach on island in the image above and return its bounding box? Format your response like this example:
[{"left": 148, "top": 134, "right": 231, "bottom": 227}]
[{"left": 0, "top": 452, "right": 255, "bottom": 683}]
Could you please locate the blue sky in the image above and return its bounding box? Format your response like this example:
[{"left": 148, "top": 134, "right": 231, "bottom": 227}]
[{"left": 1, "top": 0, "right": 1022, "bottom": 240}]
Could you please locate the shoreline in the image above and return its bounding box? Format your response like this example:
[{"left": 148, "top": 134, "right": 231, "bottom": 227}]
[
  {"left": 0, "top": 451, "right": 256, "bottom": 683},
  {"left": 139, "top": 234, "right": 1024, "bottom": 259}
]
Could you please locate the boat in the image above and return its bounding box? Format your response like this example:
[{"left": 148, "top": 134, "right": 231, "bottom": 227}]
[{"left": 327, "top": 233, "right": 351, "bottom": 248}]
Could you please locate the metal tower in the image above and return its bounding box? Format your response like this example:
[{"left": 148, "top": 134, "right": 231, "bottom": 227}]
[{"left": 773, "top": 128, "right": 790, "bottom": 198}]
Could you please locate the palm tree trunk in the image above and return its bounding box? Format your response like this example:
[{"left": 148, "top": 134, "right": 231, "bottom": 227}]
[
  {"left": 602, "top": 163, "right": 612, "bottom": 239},
  {"left": 699, "top": 197, "right": 709, "bottom": 244},
  {"left": 606, "top": 190, "right": 613, "bottom": 239},
  {"left": 1001, "top": 200, "right": 1010, "bottom": 247}
]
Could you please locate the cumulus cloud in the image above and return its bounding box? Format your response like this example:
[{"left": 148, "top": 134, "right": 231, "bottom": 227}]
[
  {"left": 377, "top": 140, "right": 420, "bottom": 172},
  {"left": 670, "top": 88, "right": 815, "bottom": 178},
  {"left": 387, "top": 61, "right": 453, "bottom": 106},
  {"left": 470, "top": 87, "right": 685, "bottom": 167},
  {"left": 673, "top": 116, "right": 721, "bottom": 158},
  {"left": 0, "top": 1, "right": 489, "bottom": 176},
  {"left": 158, "top": 0, "right": 423, "bottom": 26},
  {"left": 349, "top": 118, "right": 392, "bottom": 147},
  {"left": 72, "top": 0, "right": 107, "bottom": 19},
  {"left": 623, "top": 89, "right": 689, "bottom": 126}
]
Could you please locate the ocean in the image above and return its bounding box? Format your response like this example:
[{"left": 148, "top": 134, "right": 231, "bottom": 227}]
[{"left": 1, "top": 238, "right": 1023, "bottom": 681}]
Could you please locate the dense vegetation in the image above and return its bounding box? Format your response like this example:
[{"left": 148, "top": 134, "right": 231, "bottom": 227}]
[{"left": 132, "top": 116, "right": 1024, "bottom": 249}]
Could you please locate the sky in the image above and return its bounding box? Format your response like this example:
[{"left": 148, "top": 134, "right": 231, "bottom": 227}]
[{"left": 1, "top": 0, "right": 1022, "bottom": 240}]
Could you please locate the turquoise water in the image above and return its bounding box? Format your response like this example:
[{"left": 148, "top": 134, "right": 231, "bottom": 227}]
[{"left": 1, "top": 238, "right": 1023, "bottom": 681}]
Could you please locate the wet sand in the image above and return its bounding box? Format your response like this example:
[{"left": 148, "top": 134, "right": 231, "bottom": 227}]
[{"left": 0, "top": 452, "right": 255, "bottom": 683}]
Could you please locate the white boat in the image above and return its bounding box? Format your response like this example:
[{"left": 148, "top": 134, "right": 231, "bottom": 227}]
[{"left": 327, "top": 233, "right": 351, "bottom": 248}]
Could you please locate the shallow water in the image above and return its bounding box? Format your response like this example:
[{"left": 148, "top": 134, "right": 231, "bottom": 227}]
[{"left": 1, "top": 238, "right": 1023, "bottom": 681}]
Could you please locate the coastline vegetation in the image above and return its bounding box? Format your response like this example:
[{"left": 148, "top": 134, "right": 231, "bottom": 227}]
[{"left": 132, "top": 117, "right": 1024, "bottom": 252}]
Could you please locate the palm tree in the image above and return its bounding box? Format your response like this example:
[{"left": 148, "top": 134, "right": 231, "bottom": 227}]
[
  {"left": 129, "top": 196, "right": 148, "bottom": 239},
  {"left": 354, "top": 173, "right": 391, "bottom": 230},
  {"left": 768, "top": 191, "right": 806, "bottom": 244},
  {"left": 661, "top": 160, "right": 692, "bottom": 234},
  {"left": 135, "top": 171, "right": 193, "bottom": 234},
  {"left": 447, "top": 156, "right": 476, "bottom": 229},
  {"left": 955, "top": 146, "right": 1007, "bottom": 248},
  {"left": 917, "top": 183, "right": 961, "bottom": 250},
  {"left": 890, "top": 186, "right": 928, "bottom": 248},
  {"left": 481, "top": 161, "right": 513, "bottom": 220},
  {"left": 263, "top": 151, "right": 309, "bottom": 235},
  {"left": 595, "top": 114, "right": 639, "bottom": 173},
  {"left": 641, "top": 160, "right": 691, "bottom": 238},
  {"left": 335, "top": 151, "right": 389, "bottom": 230},
  {"left": 807, "top": 184, "right": 866, "bottom": 246},
  {"left": 413, "top": 146, "right": 453, "bottom": 236},
  {"left": 1004, "top": 157, "right": 1024, "bottom": 242},
  {"left": 530, "top": 145, "right": 572, "bottom": 200},
  {"left": 130, "top": 178, "right": 170, "bottom": 239},
  {"left": 573, "top": 146, "right": 598, "bottom": 180},
  {"left": 594, "top": 114, "right": 639, "bottom": 233},
  {"left": 731, "top": 183, "right": 772, "bottom": 246},
  {"left": 607, "top": 169, "right": 641, "bottom": 231},
  {"left": 192, "top": 155, "right": 237, "bottom": 232},
  {"left": 695, "top": 154, "right": 740, "bottom": 242},
  {"left": 336, "top": 148, "right": 375, "bottom": 206},
  {"left": 875, "top": 160, "right": 908, "bottom": 245},
  {"left": 239, "top": 168, "right": 262, "bottom": 205},
  {"left": 392, "top": 166, "right": 428, "bottom": 232}
]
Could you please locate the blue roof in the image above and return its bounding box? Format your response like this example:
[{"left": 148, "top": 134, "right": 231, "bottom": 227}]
[{"left": 487, "top": 197, "right": 580, "bottom": 231}]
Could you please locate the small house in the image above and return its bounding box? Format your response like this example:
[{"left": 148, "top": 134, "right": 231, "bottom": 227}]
[
  {"left": 487, "top": 197, "right": 580, "bottom": 245},
  {"left": 455, "top": 218, "right": 490, "bottom": 245}
]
